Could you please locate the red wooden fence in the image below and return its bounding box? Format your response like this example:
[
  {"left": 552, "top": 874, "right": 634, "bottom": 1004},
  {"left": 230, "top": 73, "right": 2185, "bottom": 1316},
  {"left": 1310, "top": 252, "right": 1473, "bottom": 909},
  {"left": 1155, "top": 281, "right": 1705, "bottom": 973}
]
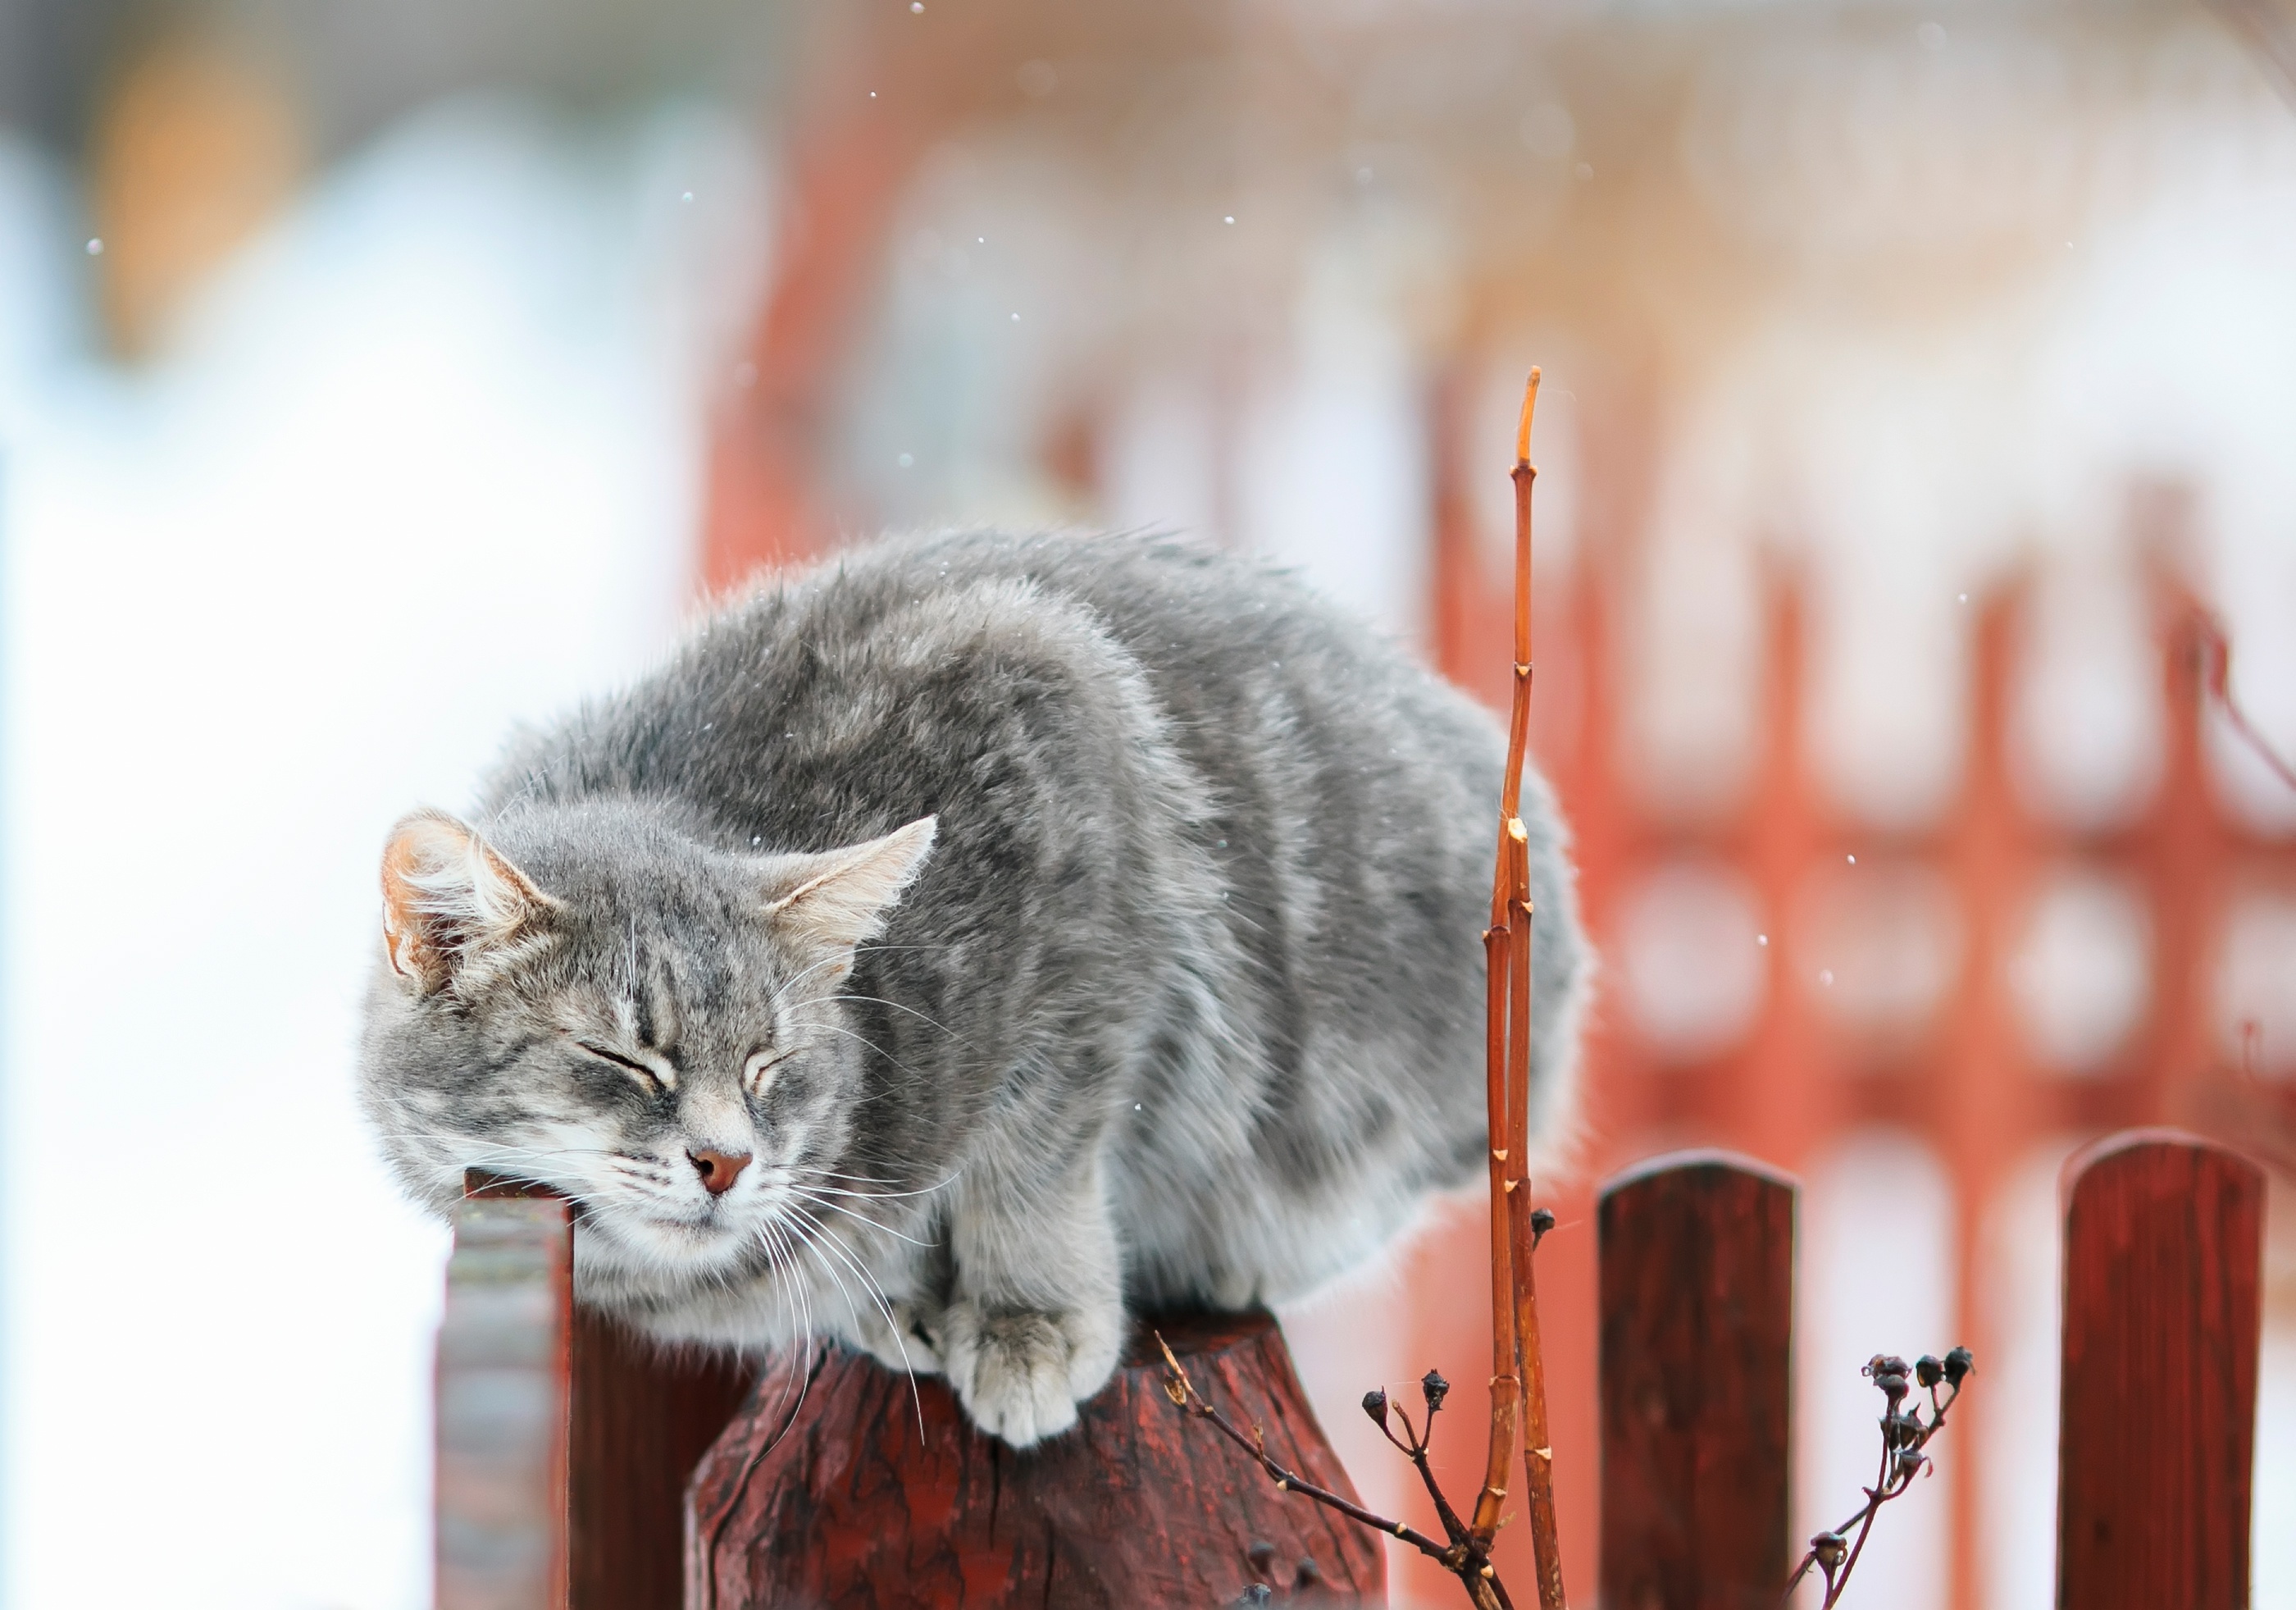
[
  {"left": 433, "top": 1134, "right": 2262, "bottom": 1608},
  {"left": 2054, "top": 1133, "right": 2264, "bottom": 1610},
  {"left": 1598, "top": 1152, "right": 1797, "bottom": 1609},
  {"left": 1414, "top": 421, "right": 2296, "bottom": 1603}
]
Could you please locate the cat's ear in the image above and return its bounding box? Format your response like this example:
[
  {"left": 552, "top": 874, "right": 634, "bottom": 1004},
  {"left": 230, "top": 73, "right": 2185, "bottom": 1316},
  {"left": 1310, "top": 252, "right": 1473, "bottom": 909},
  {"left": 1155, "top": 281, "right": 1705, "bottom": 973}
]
[
  {"left": 761, "top": 816, "right": 938, "bottom": 960},
  {"left": 380, "top": 809, "right": 558, "bottom": 995}
]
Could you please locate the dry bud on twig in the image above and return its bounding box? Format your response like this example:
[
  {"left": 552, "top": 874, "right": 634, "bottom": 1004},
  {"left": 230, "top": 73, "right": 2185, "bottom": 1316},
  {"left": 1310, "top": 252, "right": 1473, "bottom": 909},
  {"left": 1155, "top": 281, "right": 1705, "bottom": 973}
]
[{"left": 1785, "top": 1345, "right": 1975, "bottom": 1606}]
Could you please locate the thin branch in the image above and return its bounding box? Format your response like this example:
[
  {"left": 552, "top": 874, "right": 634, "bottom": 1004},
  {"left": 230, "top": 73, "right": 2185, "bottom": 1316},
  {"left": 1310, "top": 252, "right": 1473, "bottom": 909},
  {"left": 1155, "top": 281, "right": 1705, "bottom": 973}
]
[
  {"left": 1784, "top": 1349, "right": 1973, "bottom": 1607},
  {"left": 1383, "top": 1375, "right": 1477, "bottom": 1547},
  {"left": 1156, "top": 1334, "right": 1446, "bottom": 1555},
  {"left": 1155, "top": 1335, "right": 1512, "bottom": 1609},
  {"left": 1474, "top": 374, "right": 1540, "bottom": 1553},
  {"left": 2191, "top": 609, "right": 2296, "bottom": 796},
  {"left": 1155, "top": 366, "right": 1563, "bottom": 1610},
  {"left": 1492, "top": 371, "right": 1568, "bottom": 1609}
]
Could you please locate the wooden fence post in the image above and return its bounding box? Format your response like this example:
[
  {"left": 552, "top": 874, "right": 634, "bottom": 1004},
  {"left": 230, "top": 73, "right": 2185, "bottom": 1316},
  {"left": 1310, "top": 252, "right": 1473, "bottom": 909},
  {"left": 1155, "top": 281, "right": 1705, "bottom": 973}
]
[
  {"left": 686, "top": 1309, "right": 1383, "bottom": 1608},
  {"left": 2057, "top": 1129, "right": 2264, "bottom": 1610},
  {"left": 1598, "top": 1151, "right": 1797, "bottom": 1610},
  {"left": 570, "top": 1304, "right": 756, "bottom": 1608},
  {"left": 438, "top": 1181, "right": 574, "bottom": 1610},
  {"left": 437, "top": 1173, "right": 755, "bottom": 1610}
]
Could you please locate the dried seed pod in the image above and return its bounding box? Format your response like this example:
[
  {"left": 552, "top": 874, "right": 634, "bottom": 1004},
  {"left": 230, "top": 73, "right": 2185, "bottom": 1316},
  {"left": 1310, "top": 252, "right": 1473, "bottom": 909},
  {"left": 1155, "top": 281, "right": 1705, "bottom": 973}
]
[
  {"left": 1812, "top": 1531, "right": 1848, "bottom": 1571},
  {"left": 1361, "top": 1387, "right": 1390, "bottom": 1430},
  {"left": 1530, "top": 1206, "right": 1557, "bottom": 1246},
  {"left": 1421, "top": 1368, "right": 1451, "bottom": 1412},
  {"left": 1875, "top": 1370, "right": 1911, "bottom": 1407},
  {"left": 1895, "top": 1448, "right": 1928, "bottom": 1481},
  {"left": 1915, "top": 1354, "right": 1945, "bottom": 1389},
  {"left": 1944, "top": 1346, "right": 1975, "bottom": 1386}
]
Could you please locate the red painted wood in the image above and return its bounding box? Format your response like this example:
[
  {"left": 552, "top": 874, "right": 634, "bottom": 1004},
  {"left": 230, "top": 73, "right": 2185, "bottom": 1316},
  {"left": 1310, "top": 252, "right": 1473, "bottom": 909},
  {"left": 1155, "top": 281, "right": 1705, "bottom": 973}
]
[
  {"left": 571, "top": 1308, "right": 755, "bottom": 1610},
  {"left": 2056, "top": 1131, "right": 2264, "bottom": 1610},
  {"left": 686, "top": 1310, "right": 1386, "bottom": 1608},
  {"left": 1597, "top": 1151, "right": 1797, "bottom": 1610}
]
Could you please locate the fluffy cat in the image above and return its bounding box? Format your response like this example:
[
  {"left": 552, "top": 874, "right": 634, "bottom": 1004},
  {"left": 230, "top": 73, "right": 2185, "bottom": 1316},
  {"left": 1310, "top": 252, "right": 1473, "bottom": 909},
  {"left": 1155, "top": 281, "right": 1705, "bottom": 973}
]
[{"left": 362, "top": 529, "right": 1588, "bottom": 1447}]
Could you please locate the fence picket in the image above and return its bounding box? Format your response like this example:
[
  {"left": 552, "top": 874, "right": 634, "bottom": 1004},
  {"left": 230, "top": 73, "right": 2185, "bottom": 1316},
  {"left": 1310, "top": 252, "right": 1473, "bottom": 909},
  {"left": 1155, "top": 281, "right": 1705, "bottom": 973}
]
[
  {"left": 1599, "top": 1151, "right": 1798, "bottom": 1608},
  {"left": 571, "top": 1305, "right": 754, "bottom": 1608},
  {"left": 438, "top": 1179, "right": 574, "bottom": 1610},
  {"left": 2056, "top": 1130, "right": 2264, "bottom": 1610}
]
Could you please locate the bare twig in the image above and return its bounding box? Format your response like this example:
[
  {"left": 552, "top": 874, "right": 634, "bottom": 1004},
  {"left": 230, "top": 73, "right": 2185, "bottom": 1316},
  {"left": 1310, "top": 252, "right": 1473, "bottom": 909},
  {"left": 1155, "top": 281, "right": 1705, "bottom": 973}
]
[
  {"left": 2190, "top": 609, "right": 2296, "bottom": 796},
  {"left": 1156, "top": 367, "right": 1566, "bottom": 1610},
  {"left": 1784, "top": 1348, "right": 1973, "bottom": 1607},
  {"left": 1371, "top": 1371, "right": 1475, "bottom": 1548},
  {"left": 1489, "top": 371, "right": 1566, "bottom": 1610},
  {"left": 1155, "top": 1336, "right": 1510, "bottom": 1610},
  {"left": 1471, "top": 378, "right": 1538, "bottom": 1550}
]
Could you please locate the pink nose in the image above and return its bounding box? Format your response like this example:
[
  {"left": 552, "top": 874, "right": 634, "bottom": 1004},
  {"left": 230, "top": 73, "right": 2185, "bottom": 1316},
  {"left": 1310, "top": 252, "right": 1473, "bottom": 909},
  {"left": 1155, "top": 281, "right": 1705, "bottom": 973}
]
[{"left": 688, "top": 1148, "right": 752, "bottom": 1197}]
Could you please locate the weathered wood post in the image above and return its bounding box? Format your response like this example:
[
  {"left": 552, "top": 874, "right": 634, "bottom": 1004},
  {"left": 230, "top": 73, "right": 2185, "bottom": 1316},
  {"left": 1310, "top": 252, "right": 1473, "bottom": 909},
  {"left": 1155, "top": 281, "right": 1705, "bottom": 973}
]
[
  {"left": 1597, "top": 1150, "right": 1797, "bottom": 1610},
  {"left": 2056, "top": 1130, "right": 2263, "bottom": 1610},
  {"left": 686, "top": 1309, "right": 1385, "bottom": 1608},
  {"left": 436, "top": 1176, "right": 1374, "bottom": 1608}
]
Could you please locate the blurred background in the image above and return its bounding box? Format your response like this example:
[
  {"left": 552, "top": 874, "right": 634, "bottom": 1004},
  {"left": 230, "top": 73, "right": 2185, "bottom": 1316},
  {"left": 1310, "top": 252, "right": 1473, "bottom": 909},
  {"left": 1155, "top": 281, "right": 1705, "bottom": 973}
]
[{"left": 2, "top": 0, "right": 2294, "bottom": 1604}]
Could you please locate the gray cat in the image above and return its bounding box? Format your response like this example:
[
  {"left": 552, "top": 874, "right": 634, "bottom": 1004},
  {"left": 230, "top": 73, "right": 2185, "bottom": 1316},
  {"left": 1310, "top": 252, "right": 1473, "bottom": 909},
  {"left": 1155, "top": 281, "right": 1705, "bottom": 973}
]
[{"left": 362, "top": 529, "right": 1588, "bottom": 1447}]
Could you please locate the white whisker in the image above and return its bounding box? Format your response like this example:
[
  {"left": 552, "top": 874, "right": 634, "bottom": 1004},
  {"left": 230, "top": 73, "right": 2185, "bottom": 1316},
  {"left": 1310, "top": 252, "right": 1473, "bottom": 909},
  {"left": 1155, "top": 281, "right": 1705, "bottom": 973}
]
[
  {"left": 778, "top": 1210, "right": 926, "bottom": 1438},
  {"left": 781, "top": 1186, "right": 934, "bottom": 1247}
]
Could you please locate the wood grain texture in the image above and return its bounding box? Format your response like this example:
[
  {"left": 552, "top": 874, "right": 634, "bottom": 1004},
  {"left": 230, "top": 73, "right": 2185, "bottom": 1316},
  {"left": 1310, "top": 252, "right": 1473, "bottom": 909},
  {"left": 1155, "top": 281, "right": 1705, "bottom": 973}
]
[
  {"left": 571, "top": 1307, "right": 756, "bottom": 1609},
  {"left": 438, "top": 1188, "right": 574, "bottom": 1610},
  {"left": 686, "top": 1309, "right": 1385, "bottom": 1608},
  {"left": 1597, "top": 1151, "right": 1797, "bottom": 1610},
  {"left": 2056, "top": 1130, "right": 2263, "bottom": 1610}
]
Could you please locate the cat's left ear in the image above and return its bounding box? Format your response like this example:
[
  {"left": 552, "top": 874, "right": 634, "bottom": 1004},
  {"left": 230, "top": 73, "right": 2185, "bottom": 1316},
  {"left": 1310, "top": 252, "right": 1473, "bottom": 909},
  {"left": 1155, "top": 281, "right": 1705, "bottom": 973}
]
[
  {"left": 380, "top": 809, "right": 560, "bottom": 996},
  {"left": 761, "top": 816, "right": 938, "bottom": 960}
]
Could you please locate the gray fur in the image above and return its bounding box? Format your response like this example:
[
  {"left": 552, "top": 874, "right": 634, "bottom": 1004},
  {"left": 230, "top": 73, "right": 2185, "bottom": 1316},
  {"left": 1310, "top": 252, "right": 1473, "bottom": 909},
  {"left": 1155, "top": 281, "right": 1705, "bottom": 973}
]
[{"left": 359, "top": 529, "right": 1589, "bottom": 1446}]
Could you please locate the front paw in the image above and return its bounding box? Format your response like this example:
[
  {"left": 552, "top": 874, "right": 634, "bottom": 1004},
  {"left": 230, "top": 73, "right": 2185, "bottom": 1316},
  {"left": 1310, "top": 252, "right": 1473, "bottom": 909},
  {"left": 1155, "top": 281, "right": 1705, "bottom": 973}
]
[{"left": 938, "top": 1300, "right": 1122, "bottom": 1448}]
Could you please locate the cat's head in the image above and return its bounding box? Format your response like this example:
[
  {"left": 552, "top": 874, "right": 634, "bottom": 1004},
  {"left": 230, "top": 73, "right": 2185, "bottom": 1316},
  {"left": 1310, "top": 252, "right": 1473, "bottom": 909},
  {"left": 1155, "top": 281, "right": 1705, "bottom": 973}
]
[{"left": 357, "top": 799, "right": 936, "bottom": 1284}]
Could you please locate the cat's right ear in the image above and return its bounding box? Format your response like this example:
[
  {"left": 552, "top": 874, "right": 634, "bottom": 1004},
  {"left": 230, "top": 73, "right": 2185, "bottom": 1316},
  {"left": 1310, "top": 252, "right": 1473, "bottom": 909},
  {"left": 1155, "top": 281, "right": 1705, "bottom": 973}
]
[
  {"left": 759, "top": 815, "right": 938, "bottom": 965},
  {"left": 380, "top": 810, "right": 558, "bottom": 996}
]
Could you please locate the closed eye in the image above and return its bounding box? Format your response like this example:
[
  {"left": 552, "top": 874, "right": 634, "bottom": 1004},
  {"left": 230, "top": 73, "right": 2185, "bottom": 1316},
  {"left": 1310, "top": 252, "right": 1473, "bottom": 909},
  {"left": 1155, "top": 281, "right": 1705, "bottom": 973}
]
[
  {"left": 745, "top": 1047, "right": 796, "bottom": 1092},
  {"left": 576, "top": 1041, "right": 668, "bottom": 1092}
]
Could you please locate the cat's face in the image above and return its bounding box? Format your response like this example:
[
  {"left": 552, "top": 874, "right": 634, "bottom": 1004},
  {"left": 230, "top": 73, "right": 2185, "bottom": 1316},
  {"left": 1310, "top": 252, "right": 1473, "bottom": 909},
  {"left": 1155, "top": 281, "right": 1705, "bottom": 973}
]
[{"left": 358, "top": 802, "right": 936, "bottom": 1285}]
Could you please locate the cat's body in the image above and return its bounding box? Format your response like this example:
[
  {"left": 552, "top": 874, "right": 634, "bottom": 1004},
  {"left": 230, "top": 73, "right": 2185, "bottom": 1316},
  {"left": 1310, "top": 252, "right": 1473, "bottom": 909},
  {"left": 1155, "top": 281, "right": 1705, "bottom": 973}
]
[{"left": 362, "top": 530, "right": 1588, "bottom": 1445}]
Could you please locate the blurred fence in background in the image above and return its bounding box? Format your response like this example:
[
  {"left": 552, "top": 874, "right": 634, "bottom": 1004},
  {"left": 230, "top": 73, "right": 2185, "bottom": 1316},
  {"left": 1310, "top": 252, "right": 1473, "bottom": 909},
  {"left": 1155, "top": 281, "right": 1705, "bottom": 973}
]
[{"left": 5, "top": 0, "right": 2295, "bottom": 1605}]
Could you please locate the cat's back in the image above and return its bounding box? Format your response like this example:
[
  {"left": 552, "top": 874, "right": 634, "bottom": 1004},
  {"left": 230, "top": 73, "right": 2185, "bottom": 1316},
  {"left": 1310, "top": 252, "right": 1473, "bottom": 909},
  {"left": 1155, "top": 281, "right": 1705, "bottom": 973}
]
[
  {"left": 485, "top": 527, "right": 1518, "bottom": 1096},
  {"left": 492, "top": 529, "right": 1504, "bottom": 843},
  {"left": 791, "top": 529, "right": 1512, "bottom": 842}
]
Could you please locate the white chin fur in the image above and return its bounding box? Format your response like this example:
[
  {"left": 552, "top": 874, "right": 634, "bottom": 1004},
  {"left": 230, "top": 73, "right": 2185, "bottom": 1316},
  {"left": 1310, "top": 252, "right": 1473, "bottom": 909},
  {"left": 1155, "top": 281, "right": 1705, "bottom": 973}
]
[{"left": 581, "top": 1204, "right": 752, "bottom": 1278}]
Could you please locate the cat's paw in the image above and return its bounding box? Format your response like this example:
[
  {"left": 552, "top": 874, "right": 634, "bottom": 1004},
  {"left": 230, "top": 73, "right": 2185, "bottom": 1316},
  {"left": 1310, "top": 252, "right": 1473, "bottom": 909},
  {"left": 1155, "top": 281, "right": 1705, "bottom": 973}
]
[{"left": 938, "top": 1299, "right": 1123, "bottom": 1448}]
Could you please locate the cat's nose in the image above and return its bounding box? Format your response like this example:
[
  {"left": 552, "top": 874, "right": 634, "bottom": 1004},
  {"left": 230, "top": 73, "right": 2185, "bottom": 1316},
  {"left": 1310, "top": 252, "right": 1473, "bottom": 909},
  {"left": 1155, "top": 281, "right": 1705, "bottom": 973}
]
[{"left": 688, "top": 1147, "right": 752, "bottom": 1196}]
